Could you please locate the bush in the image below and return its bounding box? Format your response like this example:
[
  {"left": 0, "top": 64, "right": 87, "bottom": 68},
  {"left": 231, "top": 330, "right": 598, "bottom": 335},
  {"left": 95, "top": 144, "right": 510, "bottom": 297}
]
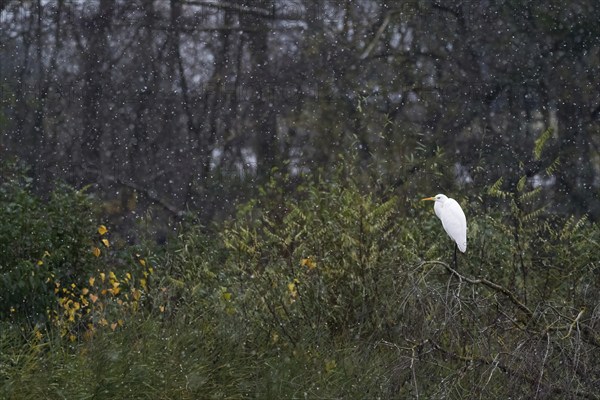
[
  {"left": 161, "top": 171, "right": 600, "bottom": 398},
  {"left": 0, "top": 161, "right": 152, "bottom": 337},
  {"left": 2, "top": 160, "right": 600, "bottom": 398},
  {"left": 0, "top": 161, "right": 96, "bottom": 322}
]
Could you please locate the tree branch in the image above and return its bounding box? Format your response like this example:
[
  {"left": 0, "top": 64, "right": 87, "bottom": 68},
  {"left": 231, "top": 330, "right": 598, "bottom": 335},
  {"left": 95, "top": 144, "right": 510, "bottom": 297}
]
[
  {"left": 82, "top": 167, "right": 184, "bottom": 217},
  {"left": 429, "top": 339, "right": 596, "bottom": 399},
  {"left": 185, "top": 0, "right": 272, "bottom": 18},
  {"left": 420, "top": 260, "right": 533, "bottom": 318}
]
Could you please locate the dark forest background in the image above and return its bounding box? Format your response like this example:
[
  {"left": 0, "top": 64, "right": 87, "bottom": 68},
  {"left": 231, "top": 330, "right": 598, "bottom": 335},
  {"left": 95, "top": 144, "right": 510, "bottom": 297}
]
[{"left": 2, "top": 0, "right": 599, "bottom": 228}]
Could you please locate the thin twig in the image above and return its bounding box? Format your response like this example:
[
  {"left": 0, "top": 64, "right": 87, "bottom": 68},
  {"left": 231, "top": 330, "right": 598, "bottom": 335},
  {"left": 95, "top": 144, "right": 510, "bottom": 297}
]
[{"left": 419, "top": 261, "right": 533, "bottom": 318}]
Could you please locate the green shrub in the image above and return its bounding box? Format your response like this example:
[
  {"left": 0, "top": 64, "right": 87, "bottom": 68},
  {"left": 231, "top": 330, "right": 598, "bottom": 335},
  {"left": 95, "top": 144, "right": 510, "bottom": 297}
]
[{"left": 0, "top": 161, "right": 152, "bottom": 335}]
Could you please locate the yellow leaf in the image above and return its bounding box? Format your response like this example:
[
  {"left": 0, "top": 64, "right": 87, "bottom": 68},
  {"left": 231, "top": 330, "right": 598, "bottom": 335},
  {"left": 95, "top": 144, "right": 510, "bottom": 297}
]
[
  {"left": 43, "top": 250, "right": 51, "bottom": 257},
  {"left": 159, "top": 305, "right": 165, "bottom": 313},
  {"left": 82, "top": 288, "right": 89, "bottom": 295},
  {"left": 139, "top": 258, "right": 146, "bottom": 267},
  {"left": 140, "top": 278, "right": 147, "bottom": 291},
  {"left": 287, "top": 282, "right": 298, "bottom": 299},
  {"left": 109, "top": 271, "right": 117, "bottom": 281},
  {"left": 37, "top": 260, "right": 44, "bottom": 266},
  {"left": 97, "top": 225, "right": 108, "bottom": 235},
  {"left": 93, "top": 247, "right": 101, "bottom": 257},
  {"left": 300, "top": 257, "right": 317, "bottom": 270},
  {"left": 132, "top": 288, "right": 141, "bottom": 301},
  {"left": 100, "top": 272, "right": 106, "bottom": 282},
  {"left": 222, "top": 292, "right": 232, "bottom": 301},
  {"left": 89, "top": 277, "right": 95, "bottom": 287},
  {"left": 101, "top": 238, "right": 110, "bottom": 248}
]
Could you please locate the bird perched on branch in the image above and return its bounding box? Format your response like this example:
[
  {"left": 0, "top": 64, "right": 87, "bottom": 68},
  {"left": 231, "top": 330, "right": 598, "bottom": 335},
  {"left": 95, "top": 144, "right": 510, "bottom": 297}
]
[{"left": 421, "top": 194, "right": 467, "bottom": 267}]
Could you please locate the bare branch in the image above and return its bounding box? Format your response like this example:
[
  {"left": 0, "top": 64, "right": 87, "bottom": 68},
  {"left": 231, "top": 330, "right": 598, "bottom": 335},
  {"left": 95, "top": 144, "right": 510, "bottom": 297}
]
[
  {"left": 184, "top": 0, "right": 272, "bottom": 18},
  {"left": 420, "top": 261, "right": 534, "bottom": 318}
]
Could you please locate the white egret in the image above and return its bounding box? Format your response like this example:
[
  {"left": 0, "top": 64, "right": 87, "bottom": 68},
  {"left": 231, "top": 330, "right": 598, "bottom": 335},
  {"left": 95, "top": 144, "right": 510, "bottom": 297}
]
[{"left": 421, "top": 194, "right": 467, "bottom": 268}]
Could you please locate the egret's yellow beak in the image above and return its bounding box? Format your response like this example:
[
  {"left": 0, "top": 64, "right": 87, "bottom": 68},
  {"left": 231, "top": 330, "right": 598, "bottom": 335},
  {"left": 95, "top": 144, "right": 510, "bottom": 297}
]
[{"left": 421, "top": 197, "right": 435, "bottom": 201}]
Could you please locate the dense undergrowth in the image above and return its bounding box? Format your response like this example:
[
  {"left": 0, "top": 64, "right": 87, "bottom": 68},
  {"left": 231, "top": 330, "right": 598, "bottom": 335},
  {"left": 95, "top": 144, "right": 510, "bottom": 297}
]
[{"left": 1, "top": 160, "right": 599, "bottom": 399}]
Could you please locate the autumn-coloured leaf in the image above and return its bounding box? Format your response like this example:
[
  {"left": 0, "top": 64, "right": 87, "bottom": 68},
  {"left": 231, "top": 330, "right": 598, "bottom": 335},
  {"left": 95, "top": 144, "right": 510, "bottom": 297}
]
[
  {"left": 99, "top": 272, "right": 106, "bottom": 282},
  {"left": 110, "top": 322, "right": 117, "bottom": 331},
  {"left": 37, "top": 260, "right": 44, "bottom": 266},
  {"left": 159, "top": 305, "right": 165, "bottom": 313},
  {"left": 97, "top": 225, "right": 108, "bottom": 235},
  {"left": 101, "top": 238, "right": 110, "bottom": 248},
  {"left": 132, "top": 289, "right": 141, "bottom": 301},
  {"left": 89, "top": 277, "right": 95, "bottom": 287},
  {"left": 82, "top": 287, "right": 89, "bottom": 295},
  {"left": 92, "top": 247, "right": 101, "bottom": 257},
  {"left": 139, "top": 258, "right": 146, "bottom": 267},
  {"left": 89, "top": 293, "right": 98, "bottom": 303},
  {"left": 287, "top": 281, "right": 298, "bottom": 299},
  {"left": 300, "top": 257, "right": 317, "bottom": 270}
]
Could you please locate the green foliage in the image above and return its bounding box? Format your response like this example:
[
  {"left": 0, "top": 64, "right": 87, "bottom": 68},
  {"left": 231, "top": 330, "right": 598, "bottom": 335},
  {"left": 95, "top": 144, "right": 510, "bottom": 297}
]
[
  {"left": 221, "top": 175, "right": 409, "bottom": 343},
  {"left": 1, "top": 164, "right": 600, "bottom": 399},
  {"left": 0, "top": 160, "right": 98, "bottom": 323}
]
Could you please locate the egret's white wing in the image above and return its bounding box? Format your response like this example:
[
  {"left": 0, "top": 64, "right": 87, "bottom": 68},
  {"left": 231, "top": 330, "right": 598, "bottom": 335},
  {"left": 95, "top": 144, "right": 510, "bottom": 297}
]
[{"left": 437, "top": 199, "right": 467, "bottom": 252}]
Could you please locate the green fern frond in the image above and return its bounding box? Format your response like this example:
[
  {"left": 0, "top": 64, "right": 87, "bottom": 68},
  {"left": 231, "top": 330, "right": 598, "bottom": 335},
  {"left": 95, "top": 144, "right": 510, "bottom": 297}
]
[
  {"left": 545, "top": 157, "right": 561, "bottom": 176},
  {"left": 520, "top": 187, "right": 541, "bottom": 202},
  {"left": 488, "top": 177, "right": 507, "bottom": 198},
  {"left": 534, "top": 128, "right": 553, "bottom": 161},
  {"left": 523, "top": 206, "right": 546, "bottom": 222},
  {"left": 517, "top": 176, "right": 527, "bottom": 192}
]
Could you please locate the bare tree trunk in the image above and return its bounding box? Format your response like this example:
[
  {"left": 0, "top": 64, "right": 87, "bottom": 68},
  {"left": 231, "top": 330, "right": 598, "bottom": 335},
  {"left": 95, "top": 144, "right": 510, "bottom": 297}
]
[
  {"left": 242, "top": 0, "right": 278, "bottom": 180},
  {"left": 80, "top": 0, "right": 114, "bottom": 188}
]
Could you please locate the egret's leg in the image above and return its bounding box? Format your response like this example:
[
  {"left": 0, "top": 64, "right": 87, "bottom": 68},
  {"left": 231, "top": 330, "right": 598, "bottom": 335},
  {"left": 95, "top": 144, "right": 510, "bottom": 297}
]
[{"left": 453, "top": 243, "right": 458, "bottom": 270}]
